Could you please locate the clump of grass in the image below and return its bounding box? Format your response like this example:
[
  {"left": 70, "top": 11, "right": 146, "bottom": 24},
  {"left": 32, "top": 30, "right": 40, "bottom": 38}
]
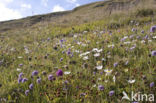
[{"left": 136, "top": 9, "right": 154, "bottom": 17}]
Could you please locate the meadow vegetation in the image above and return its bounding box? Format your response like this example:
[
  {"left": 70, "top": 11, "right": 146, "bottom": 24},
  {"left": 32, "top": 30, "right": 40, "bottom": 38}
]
[{"left": 0, "top": 0, "right": 156, "bottom": 103}]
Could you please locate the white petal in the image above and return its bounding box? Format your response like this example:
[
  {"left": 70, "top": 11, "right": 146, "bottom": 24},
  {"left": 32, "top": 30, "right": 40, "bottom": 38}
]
[
  {"left": 96, "top": 65, "right": 103, "bottom": 70},
  {"left": 64, "top": 71, "right": 71, "bottom": 75}
]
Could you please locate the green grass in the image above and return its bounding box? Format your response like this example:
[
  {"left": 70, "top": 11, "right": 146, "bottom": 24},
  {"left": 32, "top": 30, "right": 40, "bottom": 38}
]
[
  {"left": 0, "top": 16, "right": 156, "bottom": 102},
  {"left": 0, "top": 0, "right": 156, "bottom": 103}
]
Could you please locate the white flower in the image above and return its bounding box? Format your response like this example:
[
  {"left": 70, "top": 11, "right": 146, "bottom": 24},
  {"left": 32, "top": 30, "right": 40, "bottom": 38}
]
[
  {"left": 18, "top": 56, "right": 23, "bottom": 59},
  {"left": 98, "top": 78, "right": 102, "bottom": 81},
  {"left": 128, "top": 79, "right": 135, "bottom": 84},
  {"left": 79, "top": 51, "right": 90, "bottom": 57},
  {"left": 92, "top": 48, "right": 98, "bottom": 52},
  {"left": 67, "top": 44, "right": 71, "bottom": 46},
  {"left": 97, "top": 49, "right": 103, "bottom": 53},
  {"left": 82, "top": 44, "right": 87, "bottom": 47},
  {"left": 124, "top": 41, "right": 131, "bottom": 44},
  {"left": 107, "top": 55, "right": 111, "bottom": 58},
  {"left": 100, "top": 31, "right": 104, "bottom": 34},
  {"left": 93, "top": 84, "right": 96, "bottom": 87},
  {"left": 153, "top": 36, "right": 156, "bottom": 39},
  {"left": 75, "top": 50, "right": 80, "bottom": 53},
  {"left": 17, "top": 68, "right": 21, "bottom": 72},
  {"left": 94, "top": 53, "right": 100, "bottom": 57},
  {"left": 104, "top": 69, "right": 112, "bottom": 76},
  {"left": 132, "top": 40, "right": 137, "bottom": 42},
  {"left": 73, "top": 35, "right": 77, "bottom": 38},
  {"left": 141, "top": 40, "right": 145, "bottom": 43},
  {"left": 83, "top": 56, "right": 89, "bottom": 60},
  {"left": 108, "top": 44, "right": 114, "bottom": 48},
  {"left": 96, "top": 65, "right": 103, "bottom": 70},
  {"left": 83, "top": 31, "right": 88, "bottom": 34},
  {"left": 105, "top": 80, "right": 108, "bottom": 83},
  {"left": 148, "top": 40, "right": 152, "bottom": 42},
  {"left": 123, "top": 36, "right": 128, "bottom": 39},
  {"left": 102, "top": 58, "right": 106, "bottom": 61},
  {"left": 77, "top": 42, "right": 81, "bottom": 45},
  {"left": 10, "top": 48, "right": 15, "bottom": 51},
  {"left": 92, "top": 48, "right": 103, "bottom": 52},
  {"left": 25, "top": 49, "right": 29, "bottom": 54},
  {"left": 64, "top": 71, "right": 71, "bottom": 75},
  {"left": 113, "top": 76, "right": 116, "bottom": 83}
]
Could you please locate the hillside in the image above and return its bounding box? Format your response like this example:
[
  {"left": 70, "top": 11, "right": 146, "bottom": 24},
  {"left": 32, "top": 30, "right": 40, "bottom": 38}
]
[
  {"left": 0, "top": 0, "right": 156, "bottom": 33},
  {"left": 0, "top": 0, "right": 156, "bottom": 103}
]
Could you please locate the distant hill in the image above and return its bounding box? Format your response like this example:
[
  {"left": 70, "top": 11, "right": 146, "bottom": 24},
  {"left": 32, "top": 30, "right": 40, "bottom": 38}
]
[{"left": 0, "top": 0, "right": 156, "bottom": 33}]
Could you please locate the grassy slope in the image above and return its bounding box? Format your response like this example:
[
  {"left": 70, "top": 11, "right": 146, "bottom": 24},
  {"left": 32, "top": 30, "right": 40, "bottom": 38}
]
[{"left": 0, "top": 0, "right": 156, "bottom": 103}]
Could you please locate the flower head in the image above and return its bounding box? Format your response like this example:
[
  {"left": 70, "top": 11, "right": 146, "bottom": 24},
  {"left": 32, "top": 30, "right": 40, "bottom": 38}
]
[
  {"left": 22, "top": 78, "right": 28, "bottom": 83},
  {"left": 18, "top": 72, "right": 23, "bottom": 78},
  {"left": 56, "top": 69, "right": 63, "bottom": 76},
  {"left": 60, "top": 58, "right": 63, "bottom": 62},
  {"left": 18, "top": 78, "right": 23, "bottom": 83},
  {"left": 113, "top": 62, "right": 118, "bottom": 68},
  {"left": 32, "top": 70, "right": 38, "bottom": 76},
  {"left": 37, "top": 78, "right": 41, "bottom": 84},
  {"left": 29, "top": 83, "right": 33, "bottom": 90},
  {"left": 42, "top": 71, "right": 47, "bottom": 75},
  {"left": 109, "top": 91, "right": 115, "bottom": 96},
  {"left": 128, "top": 79, "right": 135, "bottom": 84},
  {"left": 150, "top": 82, "right": 155, "bottom": 88},
  {"left": 48, "top": 74, "right": 54, "bottom": 81},
  {"left": 150, "top": 26, "right": 156, "bottom": 32},
  {"left": 25, "top": 90, "right": 30, "bottom": 96},
  {"left": 98, "top": 85, "right": 104, "bottom": 91},
  {"left": 96, "top": 65, "right": 103, "bottom": 70},
  {"left": 151, "top": 51, "right": 156, "bottom": 56}
]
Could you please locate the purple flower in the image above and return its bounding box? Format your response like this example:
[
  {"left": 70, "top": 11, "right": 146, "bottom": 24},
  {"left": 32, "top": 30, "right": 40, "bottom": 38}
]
[
  {"left": 60, "top": 39, "right": 64, "bottom": 43},
  {"left": 136, "top": 36, "right": 141, "bottom": 39},
  {"left": 60, "top": 58, "right": 63, "bottom": 62},
  {"left": 62, "top": 51, "right": 65, "bottom": 54},
  {"left": 18, "top": 78, "right": 23, "bottom": 83},
  {"left": 19, "top": 64, "right": 23, "bottom": 67},
  {"left": 25, "top": 90, "right": 30, "bottom": 96},
  {"left": 109, "top": 91, "right": 115, "bottom": 96},
  {"left": 32, "top": 70, "right": 38, "bottom": 76},
  {"left": 56, "top": 69, "right": 63, "bottom": 76},
  {"left": 151, "top": 51, "right": 156, "bottom": 56},
  {"left": 29, "top": 83, "right": 33, "bottom": 90},
  {"left": 98, "top": 85, "right": 104, "bottom": 91},
  {"left": 150, "top": 26, "right": 156, "bottom": 32},
  {"left": 48, "top": 74, "right": 54, "bottom": 81},
  {"left": 47, "top": 37, "right": 50, "bottom": 41},
  {"left": 113, "top": 62, "right": 118, "bottom": 67},
  {"left": 80, "top": 93, "right": 86, "bottom": 97},
  {"left": 144, "top": 35, "right": 148, "bottom": 39},
  {"left": 150, "top": 82, "right": 155, "bottom": 88},
  {"left": 18, "top": 72, "right": 23, "bottom": 78},
  {"left": 93, "top": 72, "right": 96, "bottom": 75},
  {"left": 100, "top": 72, "right": 103, "bottom": 75},
  {"left": 64, "top": 80, "right": 69, "bottom": 84},
  {"left": 125, "top": 61, "right": 129, "bottom": 65},
  {"left": 22, "top": 78, "right": 28, "bottom": 83},
  {"left": 37, "top": 78, "right": 41, "bottom": 84},
  {"left": 132, "top": 28, "right": 136, "bottom": 32},
  {"left": 67, "top": 51, "right": 71, "bottom": 55},
  {"left": 141, "top": 30, "right": 144, "bottom": 34},
  {"left": 129, "top": 35, "right": 135, "bottom": 39},
  {"left": 130, "top": 46, "right": 136, "bottom": 50},
  {"left": 42, "top": 71, "right": 47, "bottom": 75}
]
